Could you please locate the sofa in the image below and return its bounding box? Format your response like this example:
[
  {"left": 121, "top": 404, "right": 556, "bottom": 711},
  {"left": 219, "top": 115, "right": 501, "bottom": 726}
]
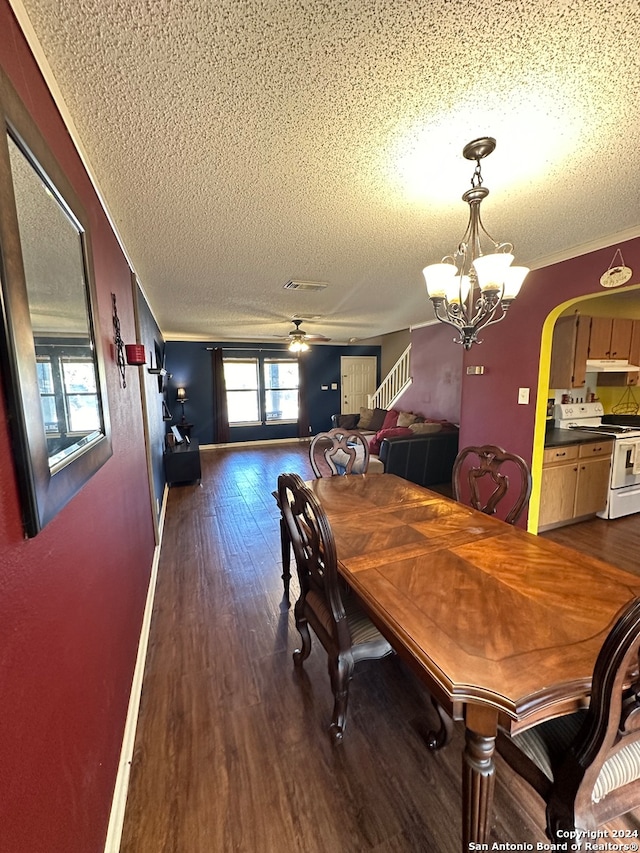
[
  {"left": 378, "top": 430, "right": 459, "bottom": 488},
  {"left": 331, "top": 407, "right": 459, "bottom": 489}
]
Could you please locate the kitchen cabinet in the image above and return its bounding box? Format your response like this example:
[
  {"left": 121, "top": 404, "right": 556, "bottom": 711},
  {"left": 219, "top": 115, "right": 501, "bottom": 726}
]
[
  {"left": 549, "top": 314, "right": 590, "bottom": 389},
  {"left": 590, "top": 318, "right": 640, "bottom": 387},
  {"left": 587, "top": 317, "right": 633, "bottom": 360},
  {"left": 538, "top": 439, "right": 613, "bottom": 531}
]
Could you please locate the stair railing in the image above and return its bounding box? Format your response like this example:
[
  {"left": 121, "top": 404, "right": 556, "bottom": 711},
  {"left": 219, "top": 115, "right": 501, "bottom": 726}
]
[{"left": 369, "top": 344, "right": 412, "bottom": 410}]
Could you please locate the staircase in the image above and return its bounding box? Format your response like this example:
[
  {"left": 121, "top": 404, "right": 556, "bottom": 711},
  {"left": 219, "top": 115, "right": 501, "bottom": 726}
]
[{"left": 369, "top": 344, "right": 412, "bottom": 410}]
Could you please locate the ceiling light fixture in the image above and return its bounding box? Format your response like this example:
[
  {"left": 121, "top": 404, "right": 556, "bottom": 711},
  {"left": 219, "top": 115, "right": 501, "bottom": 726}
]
[
  {"left": 422, "top": 137, "right": 529, "bottom": 349},
  {"left": 288, "top": 319, "right": 309, "bottom": 353}
]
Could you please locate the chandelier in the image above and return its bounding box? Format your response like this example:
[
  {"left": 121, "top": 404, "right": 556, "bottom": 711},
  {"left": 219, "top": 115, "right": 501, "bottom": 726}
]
[
  {"left": 422, "top": 137, "right": 529, "bottom": 349},
  {"left": 288, "top": 319, "right": 309, "bottom": 353}
]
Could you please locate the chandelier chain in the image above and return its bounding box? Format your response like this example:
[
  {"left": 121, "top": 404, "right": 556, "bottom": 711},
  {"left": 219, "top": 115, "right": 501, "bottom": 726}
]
[{"left": 471, "top": 160, "right": 483, "bottom": 188}]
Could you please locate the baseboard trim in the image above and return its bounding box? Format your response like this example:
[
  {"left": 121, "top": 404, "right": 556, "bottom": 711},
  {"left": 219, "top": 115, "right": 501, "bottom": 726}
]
[
  {"left": 203, "top": 437, "right": 309, "bottom": 450},
  {"left": 103, "top": 483, "right": 169, "bottom": 853}
]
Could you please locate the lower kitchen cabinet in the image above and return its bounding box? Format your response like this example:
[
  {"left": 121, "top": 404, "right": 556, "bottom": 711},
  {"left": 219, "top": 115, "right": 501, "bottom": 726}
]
[{"left": 538, "top": 440, "right": 613, "bottom": 531}]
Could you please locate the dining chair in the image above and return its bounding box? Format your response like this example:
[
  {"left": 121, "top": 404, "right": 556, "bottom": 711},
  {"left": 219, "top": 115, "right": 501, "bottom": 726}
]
[
  {"left": 452, "top": 443, "right": 532, "bottom": 524},
  {"left": 274, "top": 430, "right": 371, "bottom": 604},
  {"left": 308, "top": 428, "right": 370, "bottom": 478},
  {"left": 277, "top": 472, "right": 393, "bottom": 743},
  {"left": 496, "top": 596, "right": 640, "bottom": 842}
]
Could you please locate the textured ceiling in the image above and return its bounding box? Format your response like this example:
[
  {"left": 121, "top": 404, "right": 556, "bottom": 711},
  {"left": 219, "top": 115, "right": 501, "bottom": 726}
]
[{"left": 10, "top": 0, "right": 640, "bottom": 343}]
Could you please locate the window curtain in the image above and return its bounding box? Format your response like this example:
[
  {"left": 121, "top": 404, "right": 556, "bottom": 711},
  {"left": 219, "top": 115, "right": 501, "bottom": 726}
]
[
  {"left": 297, "top": 355, "right": 310, "bottom": 439},
  {"left": 212, "top": 347, "right": 230, "bottom": 444}
]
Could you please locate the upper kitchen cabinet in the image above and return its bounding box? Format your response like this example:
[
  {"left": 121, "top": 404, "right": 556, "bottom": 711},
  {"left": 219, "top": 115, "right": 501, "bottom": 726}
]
[
  {"left": 588, "top": 317, "right": 634, "bottom": 360},
  {"left": 596, "top": 319, "right": 640, "bottom": 387},
  {"left": 549, "top": 314, "right": 591, "bottom": 389}
]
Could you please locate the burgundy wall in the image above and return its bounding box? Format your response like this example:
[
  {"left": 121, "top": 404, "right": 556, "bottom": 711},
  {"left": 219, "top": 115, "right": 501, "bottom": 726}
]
[{"left": 0, "top": 5, "right": 156, "bottom": 852}]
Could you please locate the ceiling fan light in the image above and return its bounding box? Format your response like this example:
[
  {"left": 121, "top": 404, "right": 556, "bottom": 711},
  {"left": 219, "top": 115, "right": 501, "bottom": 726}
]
[{"left": 288, "top": 337, "right": 308, "bottom": 352}]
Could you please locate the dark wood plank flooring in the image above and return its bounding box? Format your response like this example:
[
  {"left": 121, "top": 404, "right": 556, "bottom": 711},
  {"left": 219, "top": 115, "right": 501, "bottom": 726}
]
[{"left": 120, "top": 444, "right": 640, "bottom": 852}]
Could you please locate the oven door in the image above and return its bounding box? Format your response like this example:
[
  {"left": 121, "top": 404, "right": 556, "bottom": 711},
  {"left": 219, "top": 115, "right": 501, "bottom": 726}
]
[{"left": 611, "top": 440, "right": 640, "bottom": 489}]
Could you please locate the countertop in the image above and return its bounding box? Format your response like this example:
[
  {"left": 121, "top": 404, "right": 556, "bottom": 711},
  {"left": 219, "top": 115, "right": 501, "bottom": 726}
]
[{"left": 544, "top": 427, "right": 615, "bottom": 448}]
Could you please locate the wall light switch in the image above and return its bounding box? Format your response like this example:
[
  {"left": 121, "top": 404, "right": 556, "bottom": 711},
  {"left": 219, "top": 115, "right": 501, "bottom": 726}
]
[
  {"left": 518, "top": 387, "right": 530, "bottom": 405},
  {"left": 321, "top": 385, "right": 328, "bottom": 390},
  {"left": 331, "top": 383, "right": 338, "bottom": 390}
]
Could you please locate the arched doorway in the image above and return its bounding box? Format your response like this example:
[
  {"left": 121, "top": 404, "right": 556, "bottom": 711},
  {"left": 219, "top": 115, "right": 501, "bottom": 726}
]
[{"left": 530, "top": 285, "right": 640, "bottom": 532}]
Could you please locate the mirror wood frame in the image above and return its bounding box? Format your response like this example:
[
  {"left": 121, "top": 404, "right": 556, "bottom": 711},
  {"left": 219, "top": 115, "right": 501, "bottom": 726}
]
[{"left": 0, "top": 66, "right": 112, "bottom": 537}]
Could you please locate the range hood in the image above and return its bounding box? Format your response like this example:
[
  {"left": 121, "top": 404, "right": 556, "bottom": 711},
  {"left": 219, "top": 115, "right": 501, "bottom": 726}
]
[{"left": 585, "top": 359, "right": 640, "bottom": 373}]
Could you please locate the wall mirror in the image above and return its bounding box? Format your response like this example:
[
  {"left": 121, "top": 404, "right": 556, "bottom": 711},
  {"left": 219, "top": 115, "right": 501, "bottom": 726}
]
[{"left": 0, "top": 67, "right": 111, "bottom": 536}]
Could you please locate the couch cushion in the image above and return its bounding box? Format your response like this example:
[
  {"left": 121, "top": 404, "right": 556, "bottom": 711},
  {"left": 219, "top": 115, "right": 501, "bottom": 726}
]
[
  {"left": 369, "top": 426, "right": 413, "bottom": 455},
  {"left": 358, "top": 407, "right": 375, "bottom": 430},
  {"left": 368, "top": 407, "right": 388, "bottom": 432},
  {"left": 381, "top": 409, "right": 399, "bottom": 430},
  {"left": 408, "top": 422, "right": 443, "bottom": 434},
  {"left": 336, "top": 413, "right": 359, "bottom": 429},
  {"left": 397, "top": 410, "right": 418, "bottom": 427}
]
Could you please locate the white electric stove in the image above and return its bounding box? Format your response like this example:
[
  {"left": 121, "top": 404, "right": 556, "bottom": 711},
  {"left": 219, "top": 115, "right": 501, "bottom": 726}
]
[{"left": 554, "top": 402, "right": 640, "bottom": 519}]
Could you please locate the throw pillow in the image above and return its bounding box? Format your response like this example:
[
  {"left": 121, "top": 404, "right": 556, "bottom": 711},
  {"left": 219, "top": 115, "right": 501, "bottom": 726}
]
[
  {"left": 397, "top": 410, "right": 418, "bottom": 428},
  {"left": 381, "top": 409, "right": 399, "bottom": 430},
  {"left": 358, "top": 407, "right": 374, "bottom": 430},
  {"left": 369, "top": 426, "right": 413, "bottom": 455},
  {"left": 337, "top": 413, "right": 359, "bottom": 430},
  {"left": 368, "top": 407, "right": 388, "bottom": 432},
  {"left": 408, "top": 422, "right": 443, "bottom": 434}
]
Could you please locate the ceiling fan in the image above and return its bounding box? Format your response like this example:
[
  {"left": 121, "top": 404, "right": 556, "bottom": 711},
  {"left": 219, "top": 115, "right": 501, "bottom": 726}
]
[{"left": 275, "top": 318, "right": 331, "bottom": 351}]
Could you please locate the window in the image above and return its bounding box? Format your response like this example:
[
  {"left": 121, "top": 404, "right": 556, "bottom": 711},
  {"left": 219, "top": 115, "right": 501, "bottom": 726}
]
[
  {"left": 36, "top": 358, "right": 58, "bottom": 432},
  {"left": 224, "top": 356, "right": 299, "bottom": 425},
  {"left": 223, "top": 359, "right": 260, "bottom": 424},
  {"left": 61, "top": 358, "right": 101, "bottom": 433},
  {"left": 36, "top": 349, "right": 101, "bottom": 437},
  {"left": 264, "top": 359, "right": 299, "bottom": 421}
]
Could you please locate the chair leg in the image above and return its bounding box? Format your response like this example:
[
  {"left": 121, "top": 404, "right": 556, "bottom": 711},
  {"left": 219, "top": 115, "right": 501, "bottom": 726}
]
[
  {"left": 426, "top": 696, "right": 454, "bottom": 750},
  {"left": 545, "top": 795, "right": 577, "bottom": 845},
  {"left": 292, "top": 601, "right": 312, "bottom": 665},
  {"left": 279, "top": 516, "right": 291, "bottom": 605},
  {"left": 411, "top": 697, "right": 454, "bottom": 752},
  {"left": 328, "top": 652, "right": 354, "bottom": 744}
]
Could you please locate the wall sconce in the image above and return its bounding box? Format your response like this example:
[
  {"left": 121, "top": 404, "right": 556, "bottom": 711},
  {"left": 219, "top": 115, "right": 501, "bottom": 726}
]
[
  {"left": 176, "top": 387, "right": 188, "bottom": 423},
  {"left": 125, "top": 344, "right": 146, "bottom": 365}
]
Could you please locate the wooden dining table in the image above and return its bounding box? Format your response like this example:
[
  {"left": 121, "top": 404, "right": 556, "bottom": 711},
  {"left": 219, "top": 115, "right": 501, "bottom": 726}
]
[{"left": 305, "top": 472, "right": 640, "bottom": 850}]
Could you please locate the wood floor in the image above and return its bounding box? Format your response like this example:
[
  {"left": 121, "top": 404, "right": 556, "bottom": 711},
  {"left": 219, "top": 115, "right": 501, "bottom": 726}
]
[{"left": 120, "top": 443, "right": 640, "bottom": 852}]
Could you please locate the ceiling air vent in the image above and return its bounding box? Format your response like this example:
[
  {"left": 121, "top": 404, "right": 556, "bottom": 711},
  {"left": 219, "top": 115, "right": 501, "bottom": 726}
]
[{"left": 283, "top": 279, "right": 328, "bottom": 292}]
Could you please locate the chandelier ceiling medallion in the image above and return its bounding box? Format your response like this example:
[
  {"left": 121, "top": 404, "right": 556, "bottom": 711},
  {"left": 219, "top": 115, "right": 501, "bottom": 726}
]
[
  {"left": 288, "top": 319, "right": 310, "bottom": 352},
  {"left": 422, "top": 137, "right": 529, "bottom": 349}
]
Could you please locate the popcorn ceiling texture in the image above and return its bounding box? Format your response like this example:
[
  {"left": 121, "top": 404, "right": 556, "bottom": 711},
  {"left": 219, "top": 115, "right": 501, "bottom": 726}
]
[{"left": 13, "top": 0, "right": 640, "bottom": 341}]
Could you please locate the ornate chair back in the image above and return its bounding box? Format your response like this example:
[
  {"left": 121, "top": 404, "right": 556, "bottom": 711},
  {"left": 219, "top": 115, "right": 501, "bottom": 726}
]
[
  {"left": 277, "top": 472, "right": 347, "bottom": 647},
  {"left": 309, "top": 428, "right": 370, "bottom": 478},
  {"left": 452, "top": 444, "right": 532, "bottom": 525},
  {"left": 497, "top": 597, "right": 640, "bottom": 840}
]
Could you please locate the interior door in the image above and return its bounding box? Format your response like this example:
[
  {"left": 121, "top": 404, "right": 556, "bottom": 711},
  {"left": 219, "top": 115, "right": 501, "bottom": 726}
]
[{"left": 341, "top": 356, "right": 377, "bottom": 413}]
